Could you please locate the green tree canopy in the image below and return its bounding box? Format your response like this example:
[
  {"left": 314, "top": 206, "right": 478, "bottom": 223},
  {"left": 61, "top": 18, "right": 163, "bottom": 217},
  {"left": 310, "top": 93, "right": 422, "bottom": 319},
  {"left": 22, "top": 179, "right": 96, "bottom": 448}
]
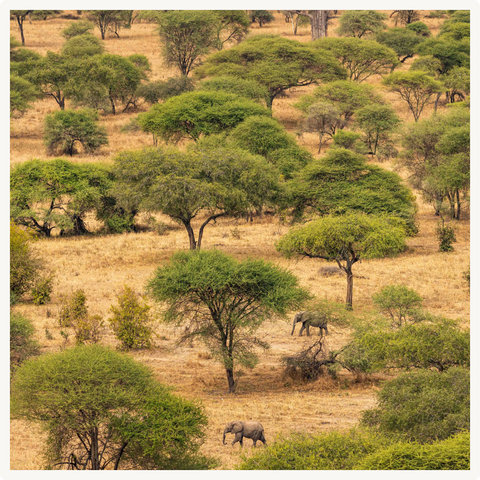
[
  {"left": 276, "top": 212, "right": 407, "bottom": 308},
  {"left": 61, "top": 20, "right": 95, "bottom": 39},
  {"left": 196, "top": 35, "right": 346, "bottom": 108},
  {"left": 10, "top": 75, "right": 39, "bottom": 116},
  {"left": 375, "top": 28, "right": 425, "bottom": 63},
  {"left": 312, "top": 37, "right": 400, "bottom": 83},
  {"left": 11, "top": 345, "right": 215, "bottom": 469},
  {"left": 11, "top": 159, "right": 112, "bottom": 236},
  {"left": 361, "top": 367, "right": 470, "bottom": 442},
  {"left": 112, "top": 146, "right": 281, "bottom": 249},
  {"left": 286, "top": 148, "right": 417, "bottom": 230},
  {"left": 147, "top": 249, "right": 309, "bottom": 392},
  {"left": 137, "top": 76, "right": 195, "bottom": 105},
  {"left": 196, "top": 76, "right": 268, "bottom": 104},
  {"left": 295, "top": 80, "right": 384, "bottom": 130},
  {"left": 157, "top": 10, "right": 218, "bottom": 76},
  {"left": 382, "top": 71, "right": 443, "bottom": 122},
  {"left": 212, "top": 10, "right": 250, "bottom": 50},
  {"left": 137, "top": 91, "right": 269, "bottom": 144},
  {"left": 336, "top": 10, "right": 388, "bottom": 38},
  {"left": 61, "top": 33, "right": 104, "bottom": 58},
  {"left": 415, "top": 38, "right": 469, "bottom": 75},
  {"left": 44, "top": 108, "right": 108, "bottom": 156}
]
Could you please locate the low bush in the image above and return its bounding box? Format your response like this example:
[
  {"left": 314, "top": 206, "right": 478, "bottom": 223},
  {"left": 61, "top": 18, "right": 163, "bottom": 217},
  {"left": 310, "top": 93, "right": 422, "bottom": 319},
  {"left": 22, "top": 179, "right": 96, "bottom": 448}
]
[
  {"left": 61, "top": 20, "right": 95, "bottom": 39},
  {"left": 109, "top": 286, "right": 155, "bottom": 349},
  {"left": 11, "top": 313, "right": 40, "bottom": 374},
  {"left": 31, "top": 275, "right": 54, "bottom": 305},
  {"left": 356, "top": 432, "right": 470, "bottom": 470},
  {"left": 436, "top": 222, "right": 456, "bottom": 252}
]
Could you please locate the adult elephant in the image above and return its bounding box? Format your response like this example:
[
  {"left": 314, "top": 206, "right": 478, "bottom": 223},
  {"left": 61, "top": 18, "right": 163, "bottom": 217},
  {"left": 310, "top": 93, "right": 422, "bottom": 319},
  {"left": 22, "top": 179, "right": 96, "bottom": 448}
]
[
  {"left": 222, "top": 421, "right": 266, "bottom": 447},
  {"left": 291, "top": 311, "right": 328, "bottom": 336}
]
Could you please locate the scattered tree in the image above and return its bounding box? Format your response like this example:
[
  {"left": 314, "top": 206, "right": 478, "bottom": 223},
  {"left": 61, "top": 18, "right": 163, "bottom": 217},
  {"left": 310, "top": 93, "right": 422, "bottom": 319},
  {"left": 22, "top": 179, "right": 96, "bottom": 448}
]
[
  {"left": 44, "top": 109, "right": 108, "bottom": 156},
  {"left": 250, "top": 10, "right": 275, "bottom": 27},
  {"left": 11, "top": 10, "right": 33, "bottom": 45},
  {"left": 11, "top": 345, "right": 215, "bottom": 469},
  {"left": 157, "top": 10, "right": 218, "bottom": 76},
  {"left": 375, "top": 28, "right": 425, "bottom": 63},
  {"left": 415, "top": 38, "right": 470, "bottom": 75},
  {"left": 213, "top": 10, "right": 250, "bottom": 50},
  {"left": 61, "top": 34, "right": 104, "bottom": 58},
  {"left": 382, "top": 71, "right": 443, "bottom": 122},
  {"left": 137, "top": 91, "right": 269, "bottom": 144},
  {"left": 85, "top": 10, "right": 123, "bottom": 39},
  {"left": 147, "top": 249, "right": 309, "bottom": 392},
  {"left": 390, "top": 10, "right": 420, "bottom": 26},
  {"left": 277, "top": 212, "right": 407, "bottom": 308},
  {"left": 286, "top": 10, "right": 338, "bottom": 39},
  {"left": 361, "top": 367, "right": 470, "bottom": 442},
  {"left": 313, "top": 37, "right": 400, "bottom": 83},
  {"left": 112, "top": 146, "right": 281, "bottom": 250},
  {"left": 300, "top": 102, "right": 341, "bottom": 152},
  {"left": 406, "top": 21, "right": 431, "bottom": 37},
  {"left": 61, "top": 20, "right": 95, "bottom": 39},
  {"left": 336, "top": 10, "right": 387, "bottom": 38},
  {"left": 196, "top": 35, "right": 346, "bottom": 108}
]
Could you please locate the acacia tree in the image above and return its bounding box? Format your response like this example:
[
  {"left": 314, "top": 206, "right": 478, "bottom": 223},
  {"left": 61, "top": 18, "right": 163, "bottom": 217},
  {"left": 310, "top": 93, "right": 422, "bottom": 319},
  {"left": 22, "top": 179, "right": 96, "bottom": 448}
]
[
  {"left": 213, "top": 10, "right": 250, "bottom": 50},
  {"left": 313, "top": 37, "right": 400, "bottom": 83},
  {"left": 11, "top": 10, "right": 32, "bottom": 45},
  {"left": 276, "top": 212, "right": 407, "bottom": 309},
  {"left": 10, "top": 75, "right": 39, "bottom": 116},
  {"left": 157, "top": 10, "right": 217, "bottom": 76},
  {"left": 336, "top": 10, "right": 387, "bottom": 38},
  {"left": 375, "top": 28, "right": 425, "bottom": 63},
  {"left": 382, "top": 71, "right": 443, "bottom": 122},
  {"left": 195, "top": 36, "right": 346, "bottom": 109},
  {"left": 11, "top": 345, "right": 215, "bottom": 469},
  {"left": 300, "top": 102, "right": 341, "bottom": 152},
  {"left": 390, "top": 10, "right": 420, "bottom": 26},
  {"left": 147, "top": 249, "right": 309, "bottom": 392},
  {"left": 137, "top": 91, "right": 269, "bottom": 144},
  {"left": 112, "top": 146, "right": 281, "bottom": 250},
  {"left": 85, "top": 10, "right": 123, "bottom": 39}
]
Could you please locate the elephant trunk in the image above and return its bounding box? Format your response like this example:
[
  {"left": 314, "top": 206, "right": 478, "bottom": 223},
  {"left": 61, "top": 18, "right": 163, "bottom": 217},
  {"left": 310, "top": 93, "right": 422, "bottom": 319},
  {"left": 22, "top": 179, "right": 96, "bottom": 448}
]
[{"left": 223, "top": 429, "right": 228, "bottom": 445}]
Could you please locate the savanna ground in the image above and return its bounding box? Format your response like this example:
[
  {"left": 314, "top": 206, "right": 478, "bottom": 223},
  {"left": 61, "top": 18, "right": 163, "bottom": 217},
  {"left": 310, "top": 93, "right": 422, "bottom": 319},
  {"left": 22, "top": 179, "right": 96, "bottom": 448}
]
[{"left": 9, "top": 11, "right": 470, "bottom": 470}]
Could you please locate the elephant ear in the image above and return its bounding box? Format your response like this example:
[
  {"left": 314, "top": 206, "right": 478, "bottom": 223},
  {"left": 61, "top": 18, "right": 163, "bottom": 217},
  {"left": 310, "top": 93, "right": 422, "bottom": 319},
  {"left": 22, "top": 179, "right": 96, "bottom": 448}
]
[{"left": 231, "top": 421, "right": 243, "bottom": 434}]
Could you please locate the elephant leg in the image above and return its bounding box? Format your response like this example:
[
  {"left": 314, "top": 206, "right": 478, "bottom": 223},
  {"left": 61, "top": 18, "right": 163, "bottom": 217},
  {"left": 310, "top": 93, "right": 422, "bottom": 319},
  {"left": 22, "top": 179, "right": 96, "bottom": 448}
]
[
  {"left": 299, "top": 323, "right": 305, "bottom": 336},
  {"left": 260, "top": 432, "right": 266, "bottom": 445},
  {"left": 306, "top": 324, "right": 310, "bottom": 336},
  {"left": 232, "top": 432, "right": 243, "bottom": 446},
  {"left": 253, "top": 440, "right": 257, "bottom": 447}
]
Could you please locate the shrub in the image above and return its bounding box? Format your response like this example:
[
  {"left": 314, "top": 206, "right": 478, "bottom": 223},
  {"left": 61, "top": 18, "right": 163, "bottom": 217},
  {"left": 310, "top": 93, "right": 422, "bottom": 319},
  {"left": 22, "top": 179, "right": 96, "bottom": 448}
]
[
  {"left": 361, "top": 367, "right": 470, "bottom": 442},
  {"left": 237, "top": 428, "right": 392, "bottom": 470},
  {"left": 61, "top": 33, "right": 104, "bottom": 58},
  {"left": 372, "top": 284, "right": 423, "bottom": 327},
  {"left": 355, "top": 432, "right": 470, "bottom": 470},
  {"left": 10, "top": 313, "right": 40, "bottom": 374},
  {"left": 31, "top": 275, "right": 54, "bottom": 305},
  {"left": 73, "top": 314, "right": 104, "bottom": 346},
  {"left": 266, "top": 146, "right": 313, "bottom": 179},
  {"left": 44, "top": 109, "right": 108, "bottom": 156},
  {"left": 136, "top": 76, "right": 195, "bottom": 104},
  {"left": 436, "top": 222, "right": 457, "bottom": 251},
  {"left": 10, "top": 222, "right": 41, "bottom": 303},
  {"left": 197, "top": 76, "right": 268, "bottom": 104},
  {"left": 250, "top": 10, "right": 274, "bottom": 27},
  {"left": 109, "top": 286, "right": 155, "bottom": 349},
  {"left": 61, "top": 20, "right": 95, "bottom": 39},
  {"left": 406, "top": 21, "right": 431, "bottom": 37}
]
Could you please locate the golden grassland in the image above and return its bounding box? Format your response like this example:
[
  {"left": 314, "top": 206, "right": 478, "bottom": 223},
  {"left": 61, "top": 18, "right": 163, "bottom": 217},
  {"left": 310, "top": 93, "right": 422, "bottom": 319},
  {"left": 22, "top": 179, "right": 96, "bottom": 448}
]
[{"left": 10, "top": 11, "right": 469, "bottom": 470}]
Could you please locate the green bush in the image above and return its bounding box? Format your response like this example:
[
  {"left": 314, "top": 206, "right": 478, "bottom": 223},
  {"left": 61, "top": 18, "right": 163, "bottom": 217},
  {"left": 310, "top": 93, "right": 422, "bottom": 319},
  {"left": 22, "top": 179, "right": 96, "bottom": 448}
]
[
  {"left": 44, "top": 109, "right": 108, "bottom": 156},
  {"left": 237, "top": 429, "right": 392, "bottom": 470},
  {"left": 406, "top": 21, "right": 431, "bottom": 37},
  {"left": 61, "top": 33, "right": 104, "bottom": 58},
  {"left": 136, "top": 76, "right": 195, "bottom": 104},
  {"left": 31, "top": 275, "right": 54, "bottom": 305},
  {"left": 436, "top": 222, "right": 457, "bottom": 251},
  {"left": 10, "top": 312, "right": 40, "bottom": 374},
  {"left": 61, "top": 20, "right": 95, "bottom": 39},
  {"left": 109, "top": 286, "right": 155, "bottom": 349},
  {"left": 356, "top": 432, "right": 470, "bottom": 470},
  {"left": 361, "top": 367, "right": 470, "bottom": 442},
  {"left": 197, "top": 76, "right": 268, "bottom": 104},
  {"left": 10, "top": 222, "right": 42, "bottom": 303},
  {"left": 266, "top": 147, "right": 313, "bottom": 179},
  {"left": 372, "top": 284, "right": 423, "bottom": 327}
]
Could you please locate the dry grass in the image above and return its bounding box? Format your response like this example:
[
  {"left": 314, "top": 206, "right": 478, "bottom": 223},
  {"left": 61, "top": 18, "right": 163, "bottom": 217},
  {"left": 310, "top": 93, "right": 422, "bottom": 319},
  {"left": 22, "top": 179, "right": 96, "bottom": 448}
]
[{"left": 10, "top": 10, "right": 469, "bottom": 471}]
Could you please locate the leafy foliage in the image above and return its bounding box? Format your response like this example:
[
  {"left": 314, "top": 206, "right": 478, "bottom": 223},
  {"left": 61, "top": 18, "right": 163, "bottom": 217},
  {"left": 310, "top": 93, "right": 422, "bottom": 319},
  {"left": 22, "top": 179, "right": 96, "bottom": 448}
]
[
  {"left": 44, "top": 108, "right": 108, "bottom": 156},
  {"left": 196, "top": 35, "right": 346, "bottom": 108},
  {"left": 109, "top": 286, "right": 155, "bottom": 350},
  {"left": 361, "top": 367, "right": 470, "bottom": 442},
  {"left": 85, "top": 10, "right": 124, "bottom": 39},
  {"left": 372, "top": 284, "right": 423, "bottom": 327},
  {"left": 147, "top": 249, "right": 310, "bottom": 392},
  {"left": 31, "top": 275, "right": 54, "bottom": 305},
  {"left": 313, "top": 37, "right": 400, "bottom": 83},
  {"left": 10, "top": 75, "right": 39, "bottom": 116},
  {"left": 238, "top": 429, "right": 392, "bottom": 469},
  {"left": 10, "top": 313, "right": 40, "bottom": 374},
  {"left": 406, "top": 21, "right": 431, "bottom": 37},
  {"left": 250, "top": 11, "right": 275, "bottom": 27},
  {"left": 137, "top": 91, "right": 269, "bottom": 144},
  {"left": 11, "top": 159, "right": 113, "bottom": 236},
  {"left": 11, "top": 345, "right": 215, "bottom": 469},
  {"left": 61, "top": 20, "right": 95, "bottom": 39},
  {"left": 212, "top": 11, "right": 250, "bottom": 50},
  {"left": 112, "top": 146, "right": 281, "bottom": 249},
  {"left": 196, "top": 76, "right": 268, "bottom": 104},
  {"left": 415, "top": 37, "right": 470, "bottom": 75},
  {"left": 375, "top": 28, "right": 425, "bottom": 63},
  {"left": 136, "top": 76, "right": 194, "bottom": 104},
  {"left": 382, "top": 71, "right": 443, "bottom": 122},
  {"left": 336, "top": 10, "right": 387, "bottom": 38},
  {"left": 436, "top": 222, "right": 457, "bottom": 252},
  {"left": 10, "top": 222, "right": 42, "bottom": 302},
  {"left": 356, "top": 432, "right": 469, "bottom": 470},
  {"left": 61, "top": 34, "right": 104, "bottom": 58}
]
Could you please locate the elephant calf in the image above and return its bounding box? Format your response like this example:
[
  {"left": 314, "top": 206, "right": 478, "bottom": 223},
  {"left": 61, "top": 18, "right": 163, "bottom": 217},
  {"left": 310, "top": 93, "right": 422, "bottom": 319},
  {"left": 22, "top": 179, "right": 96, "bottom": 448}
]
[
  {"left": 223, "top": 420, "right": 266, "bottom": 447},
  {"left": 291, "top": 311, "right": 328, "bottom": 337}
]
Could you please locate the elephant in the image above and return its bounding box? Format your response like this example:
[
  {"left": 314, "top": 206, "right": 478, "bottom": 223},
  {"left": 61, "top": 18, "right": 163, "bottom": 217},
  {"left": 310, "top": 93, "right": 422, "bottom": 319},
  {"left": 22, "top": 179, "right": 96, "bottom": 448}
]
[
  {"left": 291, "top": 311, "right": 328, "bottom": 337},
  {"left": 222, "top": 421, "right": 266, "bottom": 447}
]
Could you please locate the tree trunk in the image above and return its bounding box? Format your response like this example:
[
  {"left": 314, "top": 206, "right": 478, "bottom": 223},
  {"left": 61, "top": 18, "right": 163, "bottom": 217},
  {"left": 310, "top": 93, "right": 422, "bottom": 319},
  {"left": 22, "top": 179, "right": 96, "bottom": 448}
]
[
  {"left": 109, "top": 93, "right": 116, "bottom": 115},
  {"left": 90, "top": 428, "right": 100, "bottom": 470},
  {"left": 182, "top": 220, "right": 197, "bottom": 250},
  {"left": 434, "top": 92, "right": 441, "bottom": 113},
  {"left": 309, "top": 11, "right": 327, "bottom": 40},
  {"left": 346, "top": 269, "right": 353, "bottom": 310},
  {"left": 17, "top": 17, "right": 26, "bottom": 45},
  {"left": 226, "top": 368, "right": 236, "bottom": 393},
  {"left": 455, "top": 189, "right": 461, "bottom": 220}
]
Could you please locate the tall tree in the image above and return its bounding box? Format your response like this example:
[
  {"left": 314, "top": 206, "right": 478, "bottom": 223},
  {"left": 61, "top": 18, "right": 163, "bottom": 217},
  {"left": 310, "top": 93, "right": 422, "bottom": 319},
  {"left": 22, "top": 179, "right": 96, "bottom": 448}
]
[
  {"left": 213, "top": 11, "right": 250, "bottom": 50},
  {"left": 11, "top": 345, "right": 215, "bottom": 469},
  {"left": 336, "top": 10, "right": 387, "bottom": 38},
  {"left": 276, "top": 212, "right": 407, "bottom": 309},
  {"left": 196, "top": 36, "right": 346, "bottom": 108},
  {"left": 112, "top": 146, "right": 281, "bottom": 249},
  {"left": 85, "top": 10, "right": 123, "bottom": 39},
  {"left": 147, "top": 249, "right": 309, "bottom": 392},
  {"left": 286, "top": 10, "right": 337, "bottom": 39},
  {"left": 11, "top": 10, "right": 32, "bottom": 45}
]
